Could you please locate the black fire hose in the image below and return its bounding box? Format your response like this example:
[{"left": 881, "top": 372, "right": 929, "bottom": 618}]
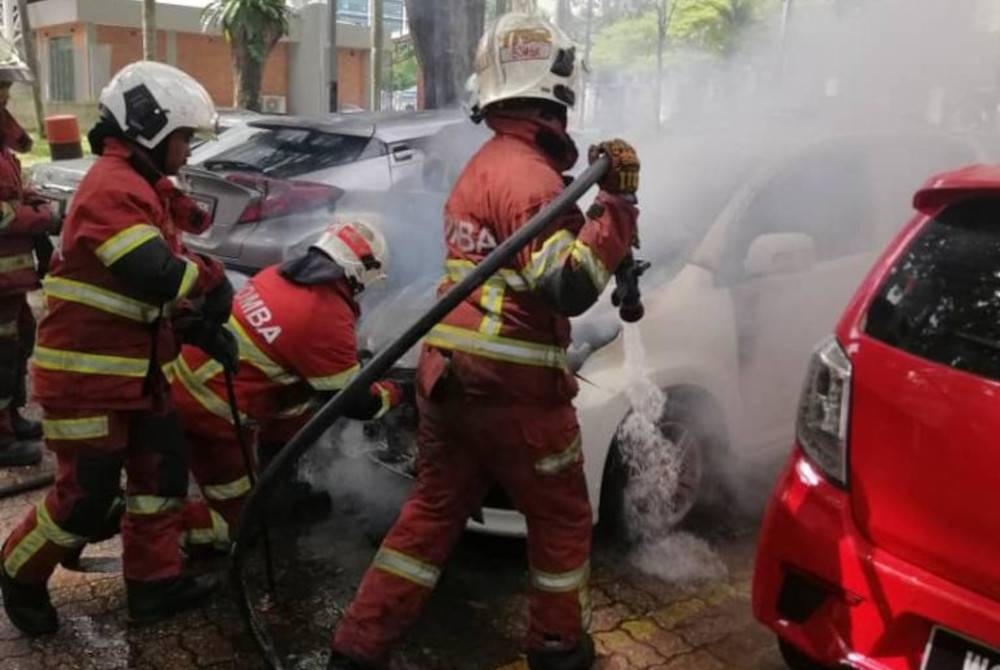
[
  {"left": 0, "top": 473, "right": 55, "bottom": 500},
  {"left": 229, "top": 154, "right": 611, "bottom": 669}
]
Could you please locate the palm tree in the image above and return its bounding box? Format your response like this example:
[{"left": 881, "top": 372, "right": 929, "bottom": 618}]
[{"left": 202, "top": 0, "right": 290, "bottom": 111}]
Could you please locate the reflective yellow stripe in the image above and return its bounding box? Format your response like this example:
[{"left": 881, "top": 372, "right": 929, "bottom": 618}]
[
  {"left": 478, "top": 275, "right": 506, "bottom": 336},
  {"left": 580, "top": 585, "right": 592, "bottom": 629},
  {"left": 0, "top": 252, "right": 36, "bottom": 274},
  {"left": 229, "top": 318, "right": 298, "bottom": 385},
  {"left": 95, "top": 224, "right": 162, "bottom": 266},
  {"left": 535, "top": 435, "right": 582, "bottom": 475},
  {"left": 0, "top": 319, "right": 17, "bottom": 338},
  {"left": 126, "top": 496, "right": 183, "bottom": 515},
  {"left": 183, "top": 509, "right": 230, "bottom": 548},
  {"left": 42, "top": 415, "right": 110, "bottom": 441},
  {"left": 43, "top": 276, "right": 161, "bottom": 323},
  {"left": 34, "top": 345, "right": 150, "bottom": 378},
  {"left": 308, "top": 363, "right": 361, "bottom": 391},
  {"left": 176, "top": 259, "right": 199, "bottom": 300},
  {"left": 444, "top": 259, "right": 529, "bottom": 292},
  {"left": 173, "top": 356, "right": 246, "bottom": 424},
  {"left": 373, "top": 548, "right": 440, "bottom": 588},
  {"left": 203, "top": 476, "right": 252, "bottom": 502},
  {"left": 275, "top": 398, "right": 315, "bottom": 419},
  {"left": 0, "top": 201, "right": 15, "bottom": 229},
  {"left": 525, "top": 230, "right": 574, "bottom": 286},
  {"left": 4, "top": 502, "right": 88, "bottom": 577},
  {"left": 570, "top": 240, "right": 611, "bottom": 291},
  {"left": 425, "top": 324, "right": 567, "bottom": 370},
  {"left": 372, "top": 383, "right": 394, "bottom": 420},
  {"left": 531, "top": 560, "right": 590, "bottom": 593}
]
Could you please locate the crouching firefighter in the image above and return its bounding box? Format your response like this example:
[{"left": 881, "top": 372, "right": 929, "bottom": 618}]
[
  {"left": 0, "top": 61, "right": 235, "bottom": 635},
  {"left": 329, "top": 13, "right": 640, "bottom": 670},
  {"left": 0, "top": 42, "right": 62, "bottom": 467},
  {"left": 174, "top": 219, "right": 411, "bottom": 552}
]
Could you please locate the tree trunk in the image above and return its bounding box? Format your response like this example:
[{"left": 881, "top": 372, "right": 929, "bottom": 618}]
[
  {"left": 15, "top": 0, "right": 44, "bottom": 138},
  {"left": 233, "top": 42, "right": 264, "bottom": 111},
  {"left": 404, "top": 0, "right": 484, "bottom": 109},
  {"left": 142, "top": 0, "right": 156, "bottom": 60}
]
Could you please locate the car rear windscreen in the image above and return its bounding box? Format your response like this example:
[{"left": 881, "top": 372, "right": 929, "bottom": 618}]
[
  {"left": 865, "top": 198, "right": 1000, "bottom": 382},
  {"left": 202, "top": 126, "right": 370, "bottom": 179}
]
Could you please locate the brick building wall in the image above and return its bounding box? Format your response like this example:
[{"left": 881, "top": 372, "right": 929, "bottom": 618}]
[{"left": 338, "top": 48, "right": 368, "bottom": 109}]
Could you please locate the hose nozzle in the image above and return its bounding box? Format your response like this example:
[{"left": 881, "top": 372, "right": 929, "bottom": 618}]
[{"left": 610, "top": 254, "right": 650, "bottom": 323}]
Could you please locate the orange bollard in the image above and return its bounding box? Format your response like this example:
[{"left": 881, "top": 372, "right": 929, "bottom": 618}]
[{"left": 45, "top": 115, "right": 83, "bottom": 160}]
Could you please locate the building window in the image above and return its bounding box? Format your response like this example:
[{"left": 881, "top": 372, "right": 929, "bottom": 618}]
[
  {"left": 48, "top": 37, "right": 75, "bottom": 102},
  {"left": 338, "top": 0, "right": 406, "bottom": 34}
]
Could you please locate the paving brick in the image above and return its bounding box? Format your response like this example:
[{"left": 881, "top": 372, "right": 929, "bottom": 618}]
[
  {"left": 594, "top": 630, "right": 665, "bottom": 668},
  {"left": 621, "top": 619, "right": 689, "bottom": 659}
]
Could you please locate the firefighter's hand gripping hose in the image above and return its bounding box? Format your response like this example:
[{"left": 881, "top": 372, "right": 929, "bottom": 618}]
[{"left": 229, "top": 155, "right": 611, "bottom": 669}]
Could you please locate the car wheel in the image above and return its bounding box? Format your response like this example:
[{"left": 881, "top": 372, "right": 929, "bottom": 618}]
[
  {"left": 598, "top": 388, "right": 725, "bottom": 544},
  {"left": 777, "top": 639, "right": 835, "bottom": 670}
]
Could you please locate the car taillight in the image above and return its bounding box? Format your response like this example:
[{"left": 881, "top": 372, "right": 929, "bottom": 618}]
[
  {"left": 796, "top": 336, "right": 851, "bottom": 486},
  {"left": 225, "top": 174, "right": 343, "bottom": 224}
]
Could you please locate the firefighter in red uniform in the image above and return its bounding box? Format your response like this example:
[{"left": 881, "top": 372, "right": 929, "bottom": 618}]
[
  {"left": 0, "top": 41, "right": 59, "bottom": 467},
  {"left": 175, "top": 219, "right": 409, "bottom": 550},
  {"left": 0, "top": 61, "right": 237, "bottom": 636},
  {"left": 329, "top": 13, "right": 641, "bottom": 670}
]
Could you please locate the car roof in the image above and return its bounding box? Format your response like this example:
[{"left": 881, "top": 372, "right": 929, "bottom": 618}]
[{"left": 245, "top": 110, "right": 465, "bottom": 144}]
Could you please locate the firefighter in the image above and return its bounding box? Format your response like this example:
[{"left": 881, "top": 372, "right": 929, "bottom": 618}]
[
  {"left": 0, "top": 61, "right": 236, "bottom": 636},
  {"left": 0, "top": 41, "right": 59, "bottom": 467},
  {"left": 329, "top": 13, "right": 640, "bottom": 670},
  {"left": 175, "top": 219, "right": 410, "bottom": 552}
]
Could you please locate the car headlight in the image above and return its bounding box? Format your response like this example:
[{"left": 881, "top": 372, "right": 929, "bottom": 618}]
[{"left": 796, "top": 335, "right": 851, "bottom": 486}]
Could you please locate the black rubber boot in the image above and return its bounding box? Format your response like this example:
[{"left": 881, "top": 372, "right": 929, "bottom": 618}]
[
  {"left": 126, "top": 574, "right": 219, "bottom": 624},
  {"left": 0, "top": 561, "right": 58, "bottom": 635},
  {"left": 327, "top": 650, "right": 377, "bottom": 670},
  {"left": 11, "top": 409, "right": 42, "bottom": 441},
  {"left": 527, "top": 634, "right": 596, "bottom": 670},
  {"left": 0, "top": 438, "right": 42, "bottom": 467}
]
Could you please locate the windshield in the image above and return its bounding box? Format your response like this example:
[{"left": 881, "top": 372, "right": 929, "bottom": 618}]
[
  {"left": 866, "top": 198, "right": 1000, "bottom": 382},
  {"left": 197, "top": 125, "right": 371, "bottom": 179}
]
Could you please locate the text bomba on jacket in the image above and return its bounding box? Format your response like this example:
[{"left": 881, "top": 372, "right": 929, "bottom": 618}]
[{"left": 237, "top": 283, "right": 283, "bottom": 344}]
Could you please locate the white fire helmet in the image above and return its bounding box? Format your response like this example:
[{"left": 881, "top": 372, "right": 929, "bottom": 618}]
[
  {"left": 0, "top": 36, "right": 31, "bottom": 83},
  {"left": 99, "top": 61, "right": 217, "bottom": 150},
  {"left": 468, "top": 12, "right": 579, "bottom": 122},
  {"left": 311, "top": 218, "right": 389, "bottom": 291}
]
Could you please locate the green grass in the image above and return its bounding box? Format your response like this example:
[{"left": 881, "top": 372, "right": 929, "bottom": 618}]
[{"left": 20, "top": 131, "right": 90, "bottom": 170}]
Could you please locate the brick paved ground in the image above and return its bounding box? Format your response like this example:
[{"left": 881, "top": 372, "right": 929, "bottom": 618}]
[{"left": 0, "top": 455, "right": 787, "bottom": 670}]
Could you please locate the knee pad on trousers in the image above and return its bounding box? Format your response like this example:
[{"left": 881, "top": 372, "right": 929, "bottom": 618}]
[{"left": 62, "top": 453, "right": 126, "bottom": 539}]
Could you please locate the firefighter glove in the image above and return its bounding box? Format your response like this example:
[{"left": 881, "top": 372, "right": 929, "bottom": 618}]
[
  {"left": 588, "top": 138, "right": 640, "bottom": 196},
  {"left": 200, "top": 326, "right": 239, "bottom": 375},
  {"left": 199, "top": 264, "right": 233, "bottom": 328}
]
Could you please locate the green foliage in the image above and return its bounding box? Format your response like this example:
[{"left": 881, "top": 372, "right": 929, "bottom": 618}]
[
  {"left": 202, "top": 0, "right": 290, "bottom": 63},
  {"left": 391, "top": 42, "right": 419, "bottom": 91}
]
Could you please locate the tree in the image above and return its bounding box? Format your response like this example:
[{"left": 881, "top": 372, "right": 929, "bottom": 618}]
[
  {"left": 404, "top": 0, "right": 485, "bottom": 108},
  {"left": 202, "top": 0, "right": 290, "bottom": 111},
  {"left": 143, "top": 0, "right": 156, "bottom": 60}
]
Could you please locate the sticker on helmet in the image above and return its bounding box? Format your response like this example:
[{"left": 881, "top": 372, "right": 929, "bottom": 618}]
[{"left": 499, "top": 28, "right": 553, "bottom": 63}]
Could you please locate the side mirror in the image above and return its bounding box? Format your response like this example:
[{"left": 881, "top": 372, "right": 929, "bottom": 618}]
[{"left": 743, "top": 233, "right": 817, "bottom": 277}]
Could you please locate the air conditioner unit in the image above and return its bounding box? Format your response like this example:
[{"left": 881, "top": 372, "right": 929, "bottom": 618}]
[{"left": 261, "top": 95, "right": 287, "bottom": 114}]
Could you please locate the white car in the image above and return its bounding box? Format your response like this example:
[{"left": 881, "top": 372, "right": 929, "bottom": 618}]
[{"left": 462, "top": 129, "right": 993, "bottom": 539}]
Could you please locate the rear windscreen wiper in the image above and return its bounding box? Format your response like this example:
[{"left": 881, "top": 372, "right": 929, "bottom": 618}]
[{"left": 201, "top": 159, "right": 265, "bottom": 174}]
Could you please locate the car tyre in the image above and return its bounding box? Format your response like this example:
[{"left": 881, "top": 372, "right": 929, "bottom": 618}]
[
  {"left": 777, "top": 639, "right": 836, "bottom": 670},
  {"left": 598, "top": 388, "right": 727, "bottom": 544}
]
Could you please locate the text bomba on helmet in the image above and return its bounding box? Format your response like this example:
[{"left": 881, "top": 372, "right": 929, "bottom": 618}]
[
  {"left": 98, "top": 61, "right": 218, "bottom": 150},
  {"left": 468, "top": 13, "right": 579, "bottom": 123}
]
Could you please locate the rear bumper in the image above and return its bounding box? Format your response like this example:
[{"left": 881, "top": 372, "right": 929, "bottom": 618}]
[{"left": 753, "top": 448, "right": 1000, "bottom": 670}]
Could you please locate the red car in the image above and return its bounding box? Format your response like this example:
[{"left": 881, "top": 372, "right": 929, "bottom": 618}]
[{"left": 753, "top": 165, "right": 1000, "bottom": 670}]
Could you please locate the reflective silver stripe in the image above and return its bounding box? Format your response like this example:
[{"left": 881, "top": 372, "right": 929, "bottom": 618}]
[
  {"left": 531, "top": 560, "right": 590, "bottom": 593},
  {"left": 229, "top": 318, "right": 298, "bottom": 385},
  {"left": 173, "top": 356, "right": 247, "bottom": 424},
  {"left": 176, "top": 259, "right": 199, "bottom": 299},
  {"left": 0, "top": 319, "right": 17, "bottom": 338},
  {"left": 0, "top": 252, "right": 36, "bottom": 274},
  {"left": 203, "top": 476, "right": 252, "bottom": 502},
  {"left": 94, "top": 224, "right": 162, "bottom": 266},
  {"left": 126, "top": 496, "right": 183, "bottom": 515},
  {"left": 580, "top": 585, "right": 592, "bottom": 629},
  {"left": 34, "top": 346, "right": 150, "bottom": 378},
  {"left": 444, "top": 259, "right": 529, "bottom": 292},
  {"left": 42, "top": 415, "right": 110, "bottom": 441},
  {"left": 570, "top": 241, "right": 611, "bottom": 291},
  {"left": 525, "top": 230, "right": 574, "bottom": 286},
  {"left": 43, "top": 276, "right": 161, "bottom": 323},
  {"left": 535, "top": 435, "right": 583, "bottom": 475},
  {"left": 478, "top": 275, "right": 506, "bottom": 336},
  {"left": 308, "top": 363, "right": 361, "bottom": 391},
  {"left": 0, "top": 201, "right": 15, "bottom": 229},
  {"left": 425, "top": 324, "right": 567, "bottom": 370},
  {"left": 183, "top": 509, "right": 231, "bottom": 547},
  {"left": 372, "top": 548, "right": 440, "bottom": 588}
]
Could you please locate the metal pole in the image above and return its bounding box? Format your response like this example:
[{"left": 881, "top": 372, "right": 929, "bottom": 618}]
[
  {"left": 142, "top": 0, "right": 156, "bottom": 61},
  {"left": 778, "top": 0, "right": 793, "bottom": 82},
  {"left": 580, "top": 0, "right": 594, "bottom": 127},
  {"left": 16, "top": 0, "right": 45, "bottom": 139},
  {"left": 370, "top": 0, "right": 383, "bottom": 111},
  {"left": 230, "top": 154, "right": 612, "bottom": 670},
  {"left": 328, "top": 0, "right": 339, "bottom": 112}
]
